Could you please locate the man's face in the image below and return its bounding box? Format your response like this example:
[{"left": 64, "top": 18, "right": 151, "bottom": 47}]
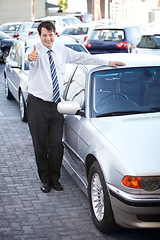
[{"left": 40, "top": 27, "right": 55, "bottom": 49}]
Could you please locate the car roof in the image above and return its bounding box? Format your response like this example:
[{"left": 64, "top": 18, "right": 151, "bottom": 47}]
[
  {"left": 91, "top": 24, "right": 142, "bottom": 30},
  {"left": 80, "top": 53, "right": 160, "bottom": 71}
]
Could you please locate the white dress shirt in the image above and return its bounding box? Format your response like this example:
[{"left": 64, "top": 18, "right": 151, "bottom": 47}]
[{"left": 25, "top": 42, "right": 110, "bottom": 102}]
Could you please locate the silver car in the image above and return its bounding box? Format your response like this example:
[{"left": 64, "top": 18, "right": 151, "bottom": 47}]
[{"left": 57, "top": 53, "right": 160, "bottom": 233}]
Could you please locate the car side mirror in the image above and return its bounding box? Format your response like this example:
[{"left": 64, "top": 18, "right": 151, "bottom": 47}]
[{"left": 57, "top": 101, "right": 81, "bottom": 115}]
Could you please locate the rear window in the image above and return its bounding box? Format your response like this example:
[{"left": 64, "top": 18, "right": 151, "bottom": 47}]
[
  {"left": 138, "top": 35, "right": 160, "bottom": 49},
  {"left": 63, "top": 18, "right": 81, "bottom": 25},
  {"left": 88, "top": 29, "right": 125, "bottom": 41},
  {"left": 62, "top": 27, "right": 88, "bottom": 35},
  {"left": 0, "top": 24, "right": 21, "bottom": 31}
]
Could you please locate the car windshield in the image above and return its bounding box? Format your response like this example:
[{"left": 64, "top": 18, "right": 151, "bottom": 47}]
[
  {"left": 88, "top": 29, "right": 125, "bottom": 41},
  {"left": 138, "top": 35, "right": 160, "bottom": 49},
  {"left": 91, "top": 67, "right": 160, "bottom": 117}
]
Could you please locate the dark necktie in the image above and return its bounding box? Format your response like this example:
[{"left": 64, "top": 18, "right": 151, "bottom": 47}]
[{"left": 47, "top": 49, "right": 60, "bottom": 103}]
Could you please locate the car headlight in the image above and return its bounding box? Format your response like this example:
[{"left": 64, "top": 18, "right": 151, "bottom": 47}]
[{"left": 122, "top": 176, "right": 160, "bottom": 191}]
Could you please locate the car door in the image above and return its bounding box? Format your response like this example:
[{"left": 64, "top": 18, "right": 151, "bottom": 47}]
[
  {"left": 6, "top": 42, "right": 23, "bottom": 101},
  {"left": 63, "top": 65, "right": 87, "bottom": 173}
]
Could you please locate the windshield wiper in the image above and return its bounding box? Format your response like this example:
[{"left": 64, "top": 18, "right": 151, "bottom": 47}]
[{"left": 96, "top": 110, "right": 149, "bottom": 117}]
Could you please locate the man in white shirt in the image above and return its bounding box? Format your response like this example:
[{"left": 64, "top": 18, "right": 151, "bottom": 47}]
[{"left": 25, "top": 21, "right": 125, "bottom": 193}]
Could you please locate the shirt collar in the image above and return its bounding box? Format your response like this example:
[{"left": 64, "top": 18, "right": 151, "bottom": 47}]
[{"left": 40, "top": 42, "right": 55, "bottom": 54}]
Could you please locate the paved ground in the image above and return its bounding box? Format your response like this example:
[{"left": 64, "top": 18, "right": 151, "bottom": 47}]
[{"left": 0, "top": 63, "right": 159, "bottom": 240}]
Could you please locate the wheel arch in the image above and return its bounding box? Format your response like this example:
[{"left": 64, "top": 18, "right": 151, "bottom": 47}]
[{"left": 86, "top": 154, "right": 98, "bottom": 179}]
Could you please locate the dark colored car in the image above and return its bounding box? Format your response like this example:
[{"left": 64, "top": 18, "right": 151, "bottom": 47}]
[
  {"left": 84, "top": 25, "right": 146, "bottom": 54},
  {"left": 0, "top": 30, "right": 13, "bottom": 61},
  {"left": 0, "top": 38, "right": 15, "bottom": 62}
]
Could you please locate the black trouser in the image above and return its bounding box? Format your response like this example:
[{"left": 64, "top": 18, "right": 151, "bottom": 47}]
[{"left": 27, "top": 94, "right": 64, "bottom": 184}]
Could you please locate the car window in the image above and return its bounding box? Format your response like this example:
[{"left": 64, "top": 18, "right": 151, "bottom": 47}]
[
  {"left": 32, "top": 22, "right": 41, "bottom": 28},
  {"left": 91, "top": 67, "right": 160, "bottom": 117},
  {"left": 9, "top": 42, "right": 22, "bottom": 67},
  {"left": 88, "top": 29, "right": 125, "bottom": 41},
  {"left": 138, "top": 35, "right": 160, "bottom": 49},
  {"left": 1, "top": 24, "right": 21, "bottom": 31},
  {"left": 64, "top": 64, "right": 77, "bottom": 86},
  {"left": 63, "top": 18, "right": 81, "bottom": 26},
  {"left": 62, "top": 27, "right": 88, "bottom": 35},
  {"left": 66, "top": 67, "right": 86, "bottom": 108},
  {"left": 65, "top": 44, "right": 88, "bottom": 53}
]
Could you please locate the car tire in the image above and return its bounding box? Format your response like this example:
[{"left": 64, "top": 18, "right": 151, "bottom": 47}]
[
  {"left": 88, "top": 161, "right": 115, "bottom": 233},
  {"left": 19, "top": 91, "right": 27, "bottom": 122},
  {"left": 4, "top": 77, "right": 13, "bottom": 100}
]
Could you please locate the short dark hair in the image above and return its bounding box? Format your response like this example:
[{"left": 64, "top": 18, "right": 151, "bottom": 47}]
[{"left": 37, "top": 21, "right": 56, "bottom": 35}]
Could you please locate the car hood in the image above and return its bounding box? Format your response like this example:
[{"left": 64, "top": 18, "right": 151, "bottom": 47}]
[{"left": 91, "top": 112, "right": 160, "bottom": 174}]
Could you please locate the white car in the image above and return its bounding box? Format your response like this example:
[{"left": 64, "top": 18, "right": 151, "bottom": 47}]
[
  {"left": 57, "top": 53, "right": 160, "bottom": 233},
  {"left": 28, "top": 15, "right": 82, "bottom": 37},
  {"left": 132, "top": 32, "right": 160, "bottom": 55},
  {"left": 59, "top": 22, "right": 104, "bottom": 43}
]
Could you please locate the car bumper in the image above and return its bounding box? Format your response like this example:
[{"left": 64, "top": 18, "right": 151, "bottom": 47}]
[{"left": 108, "top": 184, "right": 160, "bottom": 228}]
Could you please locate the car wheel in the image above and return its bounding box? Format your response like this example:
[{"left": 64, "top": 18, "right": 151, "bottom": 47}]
[
  {"left": 19, "top": 91, "right": 27, "bottom": 122},
  {"left": 2, "top": 48, "right": 10, "bottom": 63},
  {"left": 4, "top": 77, "right": 13, "bottom": 100},
  {"left": 88, "top": 161, "right": 115, "bottom": 233}
]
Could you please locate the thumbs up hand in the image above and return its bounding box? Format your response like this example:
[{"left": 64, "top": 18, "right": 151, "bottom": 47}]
[{"left": 28, "top": 45, "right": 38, "bottom": 61}]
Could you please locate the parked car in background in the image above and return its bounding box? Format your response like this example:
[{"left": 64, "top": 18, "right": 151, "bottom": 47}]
[
  {"left": 71, "top": 13, "right": 93, "bottom": 23},
  {"left": 4, "top": 35, "right": 89, "bottom": 121},
  {"left": 57, "top": 53, "right": 160, "bottom": 233},
  {"left": 28, "top": 15, "right": 82, "bottom": 36},
  {"left": 0, "top": 30, "right": 13, "bottom": 61},
  {"left": 84, "top": 25, "right": 146, "bottom": 54},
  {"left": 132, "top": 32, "right": 160, "bottom": 55},
  {"left": 0, "top": 21, "right": 33, "bottom": 38},
  {"left": 59, "top": 22, "right": 102, "bottom": 43}
]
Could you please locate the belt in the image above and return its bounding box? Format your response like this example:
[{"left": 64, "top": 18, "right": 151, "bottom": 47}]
[{"left": 28, "top": 94, "right": 61, "bottom": 104}]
